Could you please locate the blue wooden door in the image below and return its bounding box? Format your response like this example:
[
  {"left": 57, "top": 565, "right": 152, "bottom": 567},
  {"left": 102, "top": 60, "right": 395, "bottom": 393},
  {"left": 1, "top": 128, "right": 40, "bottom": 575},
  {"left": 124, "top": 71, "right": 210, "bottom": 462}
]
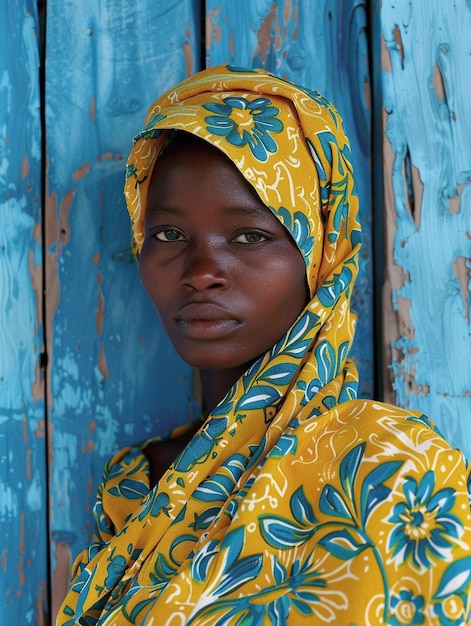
[
  {"left": 1, "top": 1, "right": 470, "bottom": 623},
  {"left": 0, "top": 0, "right": 48, "bottom": 620},
  {"left": 379, "top": 0, "right": 471, "bottom": 453},
  {"left": 44, "top": 0, "right": 202, "bottom": 617}
]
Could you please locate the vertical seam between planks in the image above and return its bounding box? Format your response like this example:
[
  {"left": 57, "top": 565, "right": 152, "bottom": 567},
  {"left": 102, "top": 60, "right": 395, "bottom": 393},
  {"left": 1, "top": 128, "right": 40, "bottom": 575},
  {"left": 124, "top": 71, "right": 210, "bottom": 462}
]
[
  {"left": 368, "top": 0, "right": 385, "bottom": 399},
  {"left": 38, "top": 0, "right": 52, "bottom": 622}
]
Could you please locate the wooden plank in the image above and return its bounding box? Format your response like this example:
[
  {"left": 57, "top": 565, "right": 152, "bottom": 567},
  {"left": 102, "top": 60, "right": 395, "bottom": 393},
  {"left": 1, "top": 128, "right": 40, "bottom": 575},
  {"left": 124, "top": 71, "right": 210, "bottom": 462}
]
[
  {"left": 206, "top": 0, "right": 374, "bottom": 397},
  {"left": 0, "top": 1, "right": 48, "bottom": 623},
  {"left": 380, "top": 0, "right": 471, "bottom": 457},
  {"left": 45, "top": 0, "right": 202, "bottom": 617}
]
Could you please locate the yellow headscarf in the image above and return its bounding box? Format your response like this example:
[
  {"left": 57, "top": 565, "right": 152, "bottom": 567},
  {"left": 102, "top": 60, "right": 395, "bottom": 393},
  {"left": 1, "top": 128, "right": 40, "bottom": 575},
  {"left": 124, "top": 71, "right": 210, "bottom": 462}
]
[
  {"left": 125, "top": 63, "right": 361, "bottom": 413},
  {"left": 58, "top": 65, "right": 471, "bottom": 626}
]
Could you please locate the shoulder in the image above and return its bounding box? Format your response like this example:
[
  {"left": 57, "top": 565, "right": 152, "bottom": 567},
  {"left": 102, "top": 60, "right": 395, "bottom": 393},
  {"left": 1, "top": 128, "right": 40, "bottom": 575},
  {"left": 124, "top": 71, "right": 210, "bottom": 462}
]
[
  {"left": 317, "top": 399, "right": 459, "bottom": 455},
  {"left": 276, "top": 398, "right": 470, "bottom": 502}
]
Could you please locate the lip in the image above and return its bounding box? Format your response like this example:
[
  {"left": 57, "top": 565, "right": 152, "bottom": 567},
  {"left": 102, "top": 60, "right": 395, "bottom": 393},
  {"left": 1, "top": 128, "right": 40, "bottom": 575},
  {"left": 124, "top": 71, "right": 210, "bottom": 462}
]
[{"left": 175, "top": 303, "right": 240, "bottom": 339}]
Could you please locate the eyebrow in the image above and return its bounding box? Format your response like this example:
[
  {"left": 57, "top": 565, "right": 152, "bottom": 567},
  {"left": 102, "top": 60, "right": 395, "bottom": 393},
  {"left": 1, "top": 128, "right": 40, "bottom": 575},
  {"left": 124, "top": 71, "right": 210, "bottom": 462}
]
[{"left": 146, "top": 206, "right": 184, "bottom": 217}]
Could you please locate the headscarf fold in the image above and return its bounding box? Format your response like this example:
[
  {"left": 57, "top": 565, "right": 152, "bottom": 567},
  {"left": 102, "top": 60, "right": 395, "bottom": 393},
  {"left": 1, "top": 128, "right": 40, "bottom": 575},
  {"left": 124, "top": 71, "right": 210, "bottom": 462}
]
[{"left": 58, "top": 65, "right": 471, "bottom": 626}]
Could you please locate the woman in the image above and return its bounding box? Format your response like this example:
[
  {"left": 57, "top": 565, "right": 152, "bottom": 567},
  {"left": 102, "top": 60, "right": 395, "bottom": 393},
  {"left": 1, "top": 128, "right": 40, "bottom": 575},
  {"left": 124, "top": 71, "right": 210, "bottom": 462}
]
[{"left": 57, "top": 65, "right": 471, "bottom": 625}]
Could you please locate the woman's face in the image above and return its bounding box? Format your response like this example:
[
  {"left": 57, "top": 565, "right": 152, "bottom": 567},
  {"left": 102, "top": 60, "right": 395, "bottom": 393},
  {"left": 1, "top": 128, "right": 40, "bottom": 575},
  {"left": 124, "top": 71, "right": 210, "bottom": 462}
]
[{"left": 139, "top": 136, "right": 308, "bottom": 374}]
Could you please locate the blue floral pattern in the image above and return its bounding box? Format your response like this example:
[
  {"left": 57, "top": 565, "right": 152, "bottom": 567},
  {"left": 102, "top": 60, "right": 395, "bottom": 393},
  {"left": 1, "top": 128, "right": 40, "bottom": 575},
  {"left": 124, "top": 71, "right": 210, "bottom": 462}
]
[
  {"left": 271, "top": 206, "right": 315, "bottom": 265},
  {"left": 432, "top": 556, "right": 471, "bottom": 624},
  {"left": 388, "top": 471, "right": 460, "bottom": 569},
  {"left": 203, "top": 96, "right": 283, "bottom": 161},
  {"left": 390, "top": 590, "right": 425, "bottom": 625}
]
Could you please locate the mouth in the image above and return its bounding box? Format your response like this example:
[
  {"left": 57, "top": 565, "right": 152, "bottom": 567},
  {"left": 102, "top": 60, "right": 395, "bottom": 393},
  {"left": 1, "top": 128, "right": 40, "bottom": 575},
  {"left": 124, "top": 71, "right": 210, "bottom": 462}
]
[{"left": 175, "top": 303, "right": 240, "bottom": 339}]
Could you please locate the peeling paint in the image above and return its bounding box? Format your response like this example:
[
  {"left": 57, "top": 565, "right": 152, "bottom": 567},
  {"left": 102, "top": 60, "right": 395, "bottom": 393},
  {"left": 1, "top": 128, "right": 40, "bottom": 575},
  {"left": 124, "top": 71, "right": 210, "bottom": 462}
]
[
  {"left": 183, "top": 25, "right": 195, "bottom": 77},
  {"left": 256, "top": 5, "right": 278, "bottom": 63},
  {"left": 34, "top": 580, "right": 48, "bottom": 626},
  {"left": 453, "top": 256, "right": 471, "bottom": 323},
  {"left": 381, "top": 0, "right": 471, "bottom": 456},
  {"left": 46, "top": 2, "right": 202, "bottom": 619},
  {"left": 283, "top": 0, "right": 293, "bottom": 24},
  {"left": 0, "top": 0, "right": 48, "bottom": 622},
  {"left": 58, "top": 190, "right": 75, "bottom": 247},
  {"left": 97, "top": 343, "right": 109, "bottom": 381},
  {"left": 89, "top": 95, "right": 95, "bottom": 123},
  {"left": 72, "top": 162, "right": 91, "bottom": 181},
  {"left": 22, "top": 154, "right": 30, "bottom": 179},
  {"left": 206, "top": 7, "right": 221, "bottom": 50}
]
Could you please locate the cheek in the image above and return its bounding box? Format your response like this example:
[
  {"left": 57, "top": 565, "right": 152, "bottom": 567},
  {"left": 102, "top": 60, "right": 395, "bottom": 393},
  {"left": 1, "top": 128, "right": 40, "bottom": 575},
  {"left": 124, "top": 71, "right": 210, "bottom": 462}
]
[
  {"left": 255, "top": 277, "right": 306, "bottom": 348},
  {"left": 271, "top": 257, "right": 308, "bottom": 315},
  {"left": 138, "top": 254, "right": 166, "bottom": 306}
]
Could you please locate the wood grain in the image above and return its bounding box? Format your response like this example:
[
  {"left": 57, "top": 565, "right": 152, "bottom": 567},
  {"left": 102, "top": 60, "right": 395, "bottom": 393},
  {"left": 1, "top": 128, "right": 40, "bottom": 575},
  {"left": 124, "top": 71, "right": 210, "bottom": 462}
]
[
  {"left": 0, "top": 1, "right": 48, "bottom": 623},
  {"left": 45, "top": 0, "right": 202, "bottom": 618},
  {"left": 380, "top": 0, "right": 471, "bottom": 457}
]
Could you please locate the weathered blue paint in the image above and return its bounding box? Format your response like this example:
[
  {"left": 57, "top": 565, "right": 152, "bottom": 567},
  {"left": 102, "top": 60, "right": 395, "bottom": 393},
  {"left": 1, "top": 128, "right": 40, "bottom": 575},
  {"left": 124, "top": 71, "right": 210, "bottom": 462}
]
[
  {"left": 380, "top": 0, "right": 471, "bottom": 458},
  {"left": 206, "top": 0, "right": 374, "bottom": 397},
  {"left": 1, "top": 1, "right": 470, "bottom": 623},
  {"left": 0, "top": 1, "right": 48, "bottom": 623},
  {"left": 45, "top": 0, "right": 202, "bottom": 616}
]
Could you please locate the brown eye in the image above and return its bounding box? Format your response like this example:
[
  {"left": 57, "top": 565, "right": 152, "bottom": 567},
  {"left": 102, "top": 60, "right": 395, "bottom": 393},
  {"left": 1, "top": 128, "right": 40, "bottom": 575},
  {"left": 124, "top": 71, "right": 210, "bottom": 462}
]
[
  {"left": 155, "top": 229, "right": 185, "bottom": 242},
  {"left": 233, "top": 232, "right": 267, "bottom": 244}
]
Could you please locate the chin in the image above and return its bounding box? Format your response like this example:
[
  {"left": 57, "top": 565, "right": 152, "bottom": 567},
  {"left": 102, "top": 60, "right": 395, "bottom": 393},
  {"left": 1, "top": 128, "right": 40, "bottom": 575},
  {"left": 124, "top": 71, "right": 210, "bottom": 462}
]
[{"left": 175, "top": 350, "right": 255, "bottom": 374}]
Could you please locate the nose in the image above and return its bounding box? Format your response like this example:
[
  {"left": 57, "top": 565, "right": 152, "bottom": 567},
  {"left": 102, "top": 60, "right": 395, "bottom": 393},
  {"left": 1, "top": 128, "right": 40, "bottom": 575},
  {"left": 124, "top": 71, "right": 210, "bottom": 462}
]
[{"left": 181, "top": 240, "right": 230, "bottom": 292}]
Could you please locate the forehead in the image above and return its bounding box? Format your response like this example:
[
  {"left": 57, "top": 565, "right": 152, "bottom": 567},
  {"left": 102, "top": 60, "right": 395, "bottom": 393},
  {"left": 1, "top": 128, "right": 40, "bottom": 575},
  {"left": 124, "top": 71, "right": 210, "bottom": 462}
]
[
  {"left": 152, "top": 132, "right": 236, "bottom": 176},
  {"left": 148, "top": 133, "right": 266, "bottom": 206}
]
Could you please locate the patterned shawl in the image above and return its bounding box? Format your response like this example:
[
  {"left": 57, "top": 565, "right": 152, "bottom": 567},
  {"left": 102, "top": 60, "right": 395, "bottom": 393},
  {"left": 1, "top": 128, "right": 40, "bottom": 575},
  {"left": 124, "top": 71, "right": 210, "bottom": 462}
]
[{"left": 58, "top": 65, "right": 471, "bottom": 625}]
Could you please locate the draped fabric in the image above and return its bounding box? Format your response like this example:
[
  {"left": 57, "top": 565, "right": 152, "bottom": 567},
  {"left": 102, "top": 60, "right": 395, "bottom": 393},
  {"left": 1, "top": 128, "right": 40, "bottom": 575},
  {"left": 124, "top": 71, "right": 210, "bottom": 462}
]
[{"left": 57, "top": 65, "right": 471, "bottom": 626}]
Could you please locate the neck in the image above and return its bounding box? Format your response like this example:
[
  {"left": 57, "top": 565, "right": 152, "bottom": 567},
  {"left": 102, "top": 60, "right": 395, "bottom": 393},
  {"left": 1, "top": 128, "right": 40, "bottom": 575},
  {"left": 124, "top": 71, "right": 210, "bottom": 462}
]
[{"left": 200, "top": 365, "right": 249, "bottom": 414}]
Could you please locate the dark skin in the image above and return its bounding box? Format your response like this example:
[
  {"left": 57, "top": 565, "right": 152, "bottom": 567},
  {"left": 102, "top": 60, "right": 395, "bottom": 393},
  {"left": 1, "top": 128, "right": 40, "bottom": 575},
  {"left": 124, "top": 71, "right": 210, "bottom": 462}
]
[{"left": 139, "top": 134, "right": 308, "bottom": 487}]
